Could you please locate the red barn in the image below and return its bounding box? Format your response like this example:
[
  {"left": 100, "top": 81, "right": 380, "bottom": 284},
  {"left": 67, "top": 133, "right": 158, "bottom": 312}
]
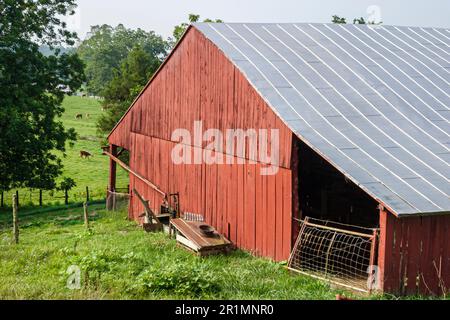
[{"left": 107, "top": 23, "right": 450, "bottom": 295}]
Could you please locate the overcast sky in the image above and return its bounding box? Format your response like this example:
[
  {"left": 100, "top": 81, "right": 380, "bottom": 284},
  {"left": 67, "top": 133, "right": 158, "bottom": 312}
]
[{"left": 72, "top": 0, "right": 450, "bottom": 39}]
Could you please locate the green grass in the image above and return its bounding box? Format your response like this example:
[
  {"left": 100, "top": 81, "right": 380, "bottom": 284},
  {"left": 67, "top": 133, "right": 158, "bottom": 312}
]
[
  {"left": 0, "top": 206, "right": 360, "bottom": 300},
  {"left": 0, "top": 96, "right": 128, "bottom": 209}
]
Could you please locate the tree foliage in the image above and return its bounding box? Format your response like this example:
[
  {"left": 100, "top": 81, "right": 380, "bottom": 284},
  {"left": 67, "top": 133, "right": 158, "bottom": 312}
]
[
  {"left": 332, "top": 15, "right": 347, "bottom": 24},
  {"left": 96, "top": 14, "right": 224, "bottom": 137},
  {"left": 353, "top": 17, "right": 366, "bottom": 25},
  {"left": 332, "top": 14, "right": 381, "bottom": 25},
  {"left": 96, "top": 45, "right": 156, "bottom": 136},
  {"left": 0, "top": 0, "right": 85, "bottom": 192},
  {"left": 77, "top": 24, "right": 169, "bottom": 96},
  {"left": 172, "top": 14, "right": 223, "bottom": 43},
  {"left": 57, "top": 177, "right": 77, "bottom": 192}
]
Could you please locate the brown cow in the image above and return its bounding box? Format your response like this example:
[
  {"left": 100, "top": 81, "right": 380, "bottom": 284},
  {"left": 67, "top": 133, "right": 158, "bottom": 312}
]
[
  {"left": 75, "top": 113, "right": 83, "bottom": 120},
  {"left": 80, "top": 151, "right": 93, "bottom": 159}
]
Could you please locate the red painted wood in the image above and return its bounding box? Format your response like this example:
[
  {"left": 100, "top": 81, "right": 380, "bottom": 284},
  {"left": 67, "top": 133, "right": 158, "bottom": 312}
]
[
  {"left": 378, "top": 210, "right": 393, "bottom": 293},
  {"left": 108, "top": 27, "right": 295, "bottom": 261},
  {"left": 405, "top": 217, "right": 420, "bottom": 295},
  {"left": 246, "top": 164, "right": 256, "bottom": 252},
  {"left": 275, "top": 170, "right": 284, "bottom": 261},
  {"left": 266, "top": 173, "right": 276, "bottom": 259},
  {"left": 255, "top": 165, "right": 263, "bottom": 256},
  {"left": 261, "top": 171, "right": 268, "bottom": 257},
  {"left": 379, "top": 211, "right": 450, "bottom": 296},
  {"left": 237, "top": 164, "right": 245, "bottom": 249},
  {"left": 282, "top": 169, "right": 292, "bottom": 260}
]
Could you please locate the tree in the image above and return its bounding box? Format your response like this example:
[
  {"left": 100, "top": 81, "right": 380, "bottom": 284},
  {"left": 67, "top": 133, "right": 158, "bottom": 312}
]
[
  {"left": 332, "top": 15, "right": 381, "bottom": 25},
  {"left": 172, "top": 14, "right": 223, "bottom": 43},
  {"left": 353, "top": 17, "right": 366, "bottom": 25},
  {"left": 77, "top": 24, "right": 169, "bottom": 96},
  {"left": 332, "top": 15, "right": 347, "bottom": 24},
  {"left": 96, "top": 45, "right": 156, "bottom": 136},
  {"left": 0, "top": 0, "right": 85, "bottom": 193},
  {"left": 58, "top": 177, "right": 76, "bottom": 205}
]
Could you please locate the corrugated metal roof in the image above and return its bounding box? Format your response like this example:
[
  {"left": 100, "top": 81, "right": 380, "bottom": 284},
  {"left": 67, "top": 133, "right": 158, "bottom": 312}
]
[{"left": 194, "top": 22, "right": 450, "bottom": 217}]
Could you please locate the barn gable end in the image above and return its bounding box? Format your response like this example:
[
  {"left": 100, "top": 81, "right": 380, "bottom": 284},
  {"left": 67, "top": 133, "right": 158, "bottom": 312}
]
[{"left": 109, "top": 26, "right": 294, "bottom": 260}]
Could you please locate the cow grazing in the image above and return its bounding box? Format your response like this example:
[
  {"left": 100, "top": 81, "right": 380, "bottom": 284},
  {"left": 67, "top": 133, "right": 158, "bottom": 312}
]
[
  {"left": 75, "top": 114, "right": 83, "bottom": 120},
  {"left": 80, "top": 151, "right": 93, "bottom": 159}
]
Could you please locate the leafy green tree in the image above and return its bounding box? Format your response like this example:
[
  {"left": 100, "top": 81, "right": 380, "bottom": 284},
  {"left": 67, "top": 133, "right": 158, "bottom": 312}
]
[
  {"left": 77, "top": 24, "right": 168, "bottom": 96},
  {"left": 0, "top": 0, "right": 85, "bottom": 193},
  {"left": 96, "top": 45, "right": 156, "bottom": 136},
  {"left": 58, "top": 177, "right": 77, "bottom": 205},
  {"left": 172, "top": 14, "right": 223, "bottom": 43}
]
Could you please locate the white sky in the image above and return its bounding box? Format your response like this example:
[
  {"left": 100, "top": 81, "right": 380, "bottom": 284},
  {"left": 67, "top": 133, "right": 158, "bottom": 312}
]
[{"left": 72, "top": 0, "right": 450, "bottom": 39}]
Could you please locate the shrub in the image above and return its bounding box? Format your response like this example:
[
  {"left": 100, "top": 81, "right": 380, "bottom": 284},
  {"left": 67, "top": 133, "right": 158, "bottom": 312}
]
[{"left": 132, "top": 261, "right": 220, "bottom": 297}]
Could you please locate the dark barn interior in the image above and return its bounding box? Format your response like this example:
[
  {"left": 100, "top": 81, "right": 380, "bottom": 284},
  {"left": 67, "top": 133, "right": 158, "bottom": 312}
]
[{"left": 293, "top": 138, "right": 380, "bottom": 229}]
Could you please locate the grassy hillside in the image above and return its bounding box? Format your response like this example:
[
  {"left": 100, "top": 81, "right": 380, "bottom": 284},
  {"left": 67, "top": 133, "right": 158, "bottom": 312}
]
[
  {"left": 58, "top": 96, "right": 129, "bottom": 197},
  {"left": 1, "top": 96, "right": 128, "bottom": 208},
  {"left": 0, "top": 206, "right": 355, "bottom": 300}
]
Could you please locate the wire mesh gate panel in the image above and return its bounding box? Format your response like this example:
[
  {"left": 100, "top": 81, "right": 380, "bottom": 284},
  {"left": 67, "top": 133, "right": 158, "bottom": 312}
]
[
  {"left": 288, "top": 217, "right": 379, "bottom": 293},
  {"left": 106, "top": 190, "right": 130, "bottom": 211}
]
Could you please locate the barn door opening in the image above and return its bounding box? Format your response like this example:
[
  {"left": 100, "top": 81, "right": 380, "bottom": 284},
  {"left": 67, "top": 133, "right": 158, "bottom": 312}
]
[
  {"left": 291, "top": 137, "right": 380, "bottom": 234},
  {"left": 290, "top": 137, "right": 381, "bottom": 292}
]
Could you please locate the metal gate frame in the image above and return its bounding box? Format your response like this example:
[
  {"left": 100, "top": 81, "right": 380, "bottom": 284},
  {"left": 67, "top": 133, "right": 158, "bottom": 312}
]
[{"left": 288, "top": 217, "right": 379, "bottom": 293}]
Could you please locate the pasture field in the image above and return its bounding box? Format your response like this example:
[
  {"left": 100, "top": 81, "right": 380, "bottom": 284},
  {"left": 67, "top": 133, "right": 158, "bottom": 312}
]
[
  {"left": 0, "top": 96, "right": 129, "bottom": 209},
  {"left": 0, "top": 206, "right": 357, "bottom": 300}
]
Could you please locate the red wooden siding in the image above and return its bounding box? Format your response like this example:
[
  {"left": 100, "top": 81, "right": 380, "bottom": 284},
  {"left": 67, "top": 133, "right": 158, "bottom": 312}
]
[
  {"left": 109, "top": 27, "right": 293, "bottom": 261},
  {"left": 379, "top": 209, "right": 450, "bottom": 296}
]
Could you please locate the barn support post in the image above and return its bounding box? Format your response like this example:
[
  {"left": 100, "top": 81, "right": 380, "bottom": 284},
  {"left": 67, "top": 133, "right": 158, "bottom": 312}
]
[
  {"left": 107, "top": 144, "right": 118, "bottom": 211},
  {"left": 378, "top": 208, "right": 397, "bottom": 294}
]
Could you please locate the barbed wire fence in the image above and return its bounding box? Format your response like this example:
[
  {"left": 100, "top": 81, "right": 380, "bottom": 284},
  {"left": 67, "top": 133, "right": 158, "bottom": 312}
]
[{"left": 288, "top": 217, "right": 379, "bottom": 293}]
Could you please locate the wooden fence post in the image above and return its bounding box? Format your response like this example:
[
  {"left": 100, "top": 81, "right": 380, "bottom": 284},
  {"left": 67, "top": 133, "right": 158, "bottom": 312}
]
[
  {"left": 86, "top": 186, "right": 90, "bottom": 204},
  {"left": 39, "top": 190, "right": 43, "bottom": 207},
  {"left": 64, "top": 189, "right": 68, "bottom": 205},
  {"left": 15, "top": 190, "right": 19, "bottom": 208},
  {"left": 12, "top": 194, "right": 19, "bottom": 244},
  {"left": 83, "top": 202, "right": 89, "bottom": 229}
]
